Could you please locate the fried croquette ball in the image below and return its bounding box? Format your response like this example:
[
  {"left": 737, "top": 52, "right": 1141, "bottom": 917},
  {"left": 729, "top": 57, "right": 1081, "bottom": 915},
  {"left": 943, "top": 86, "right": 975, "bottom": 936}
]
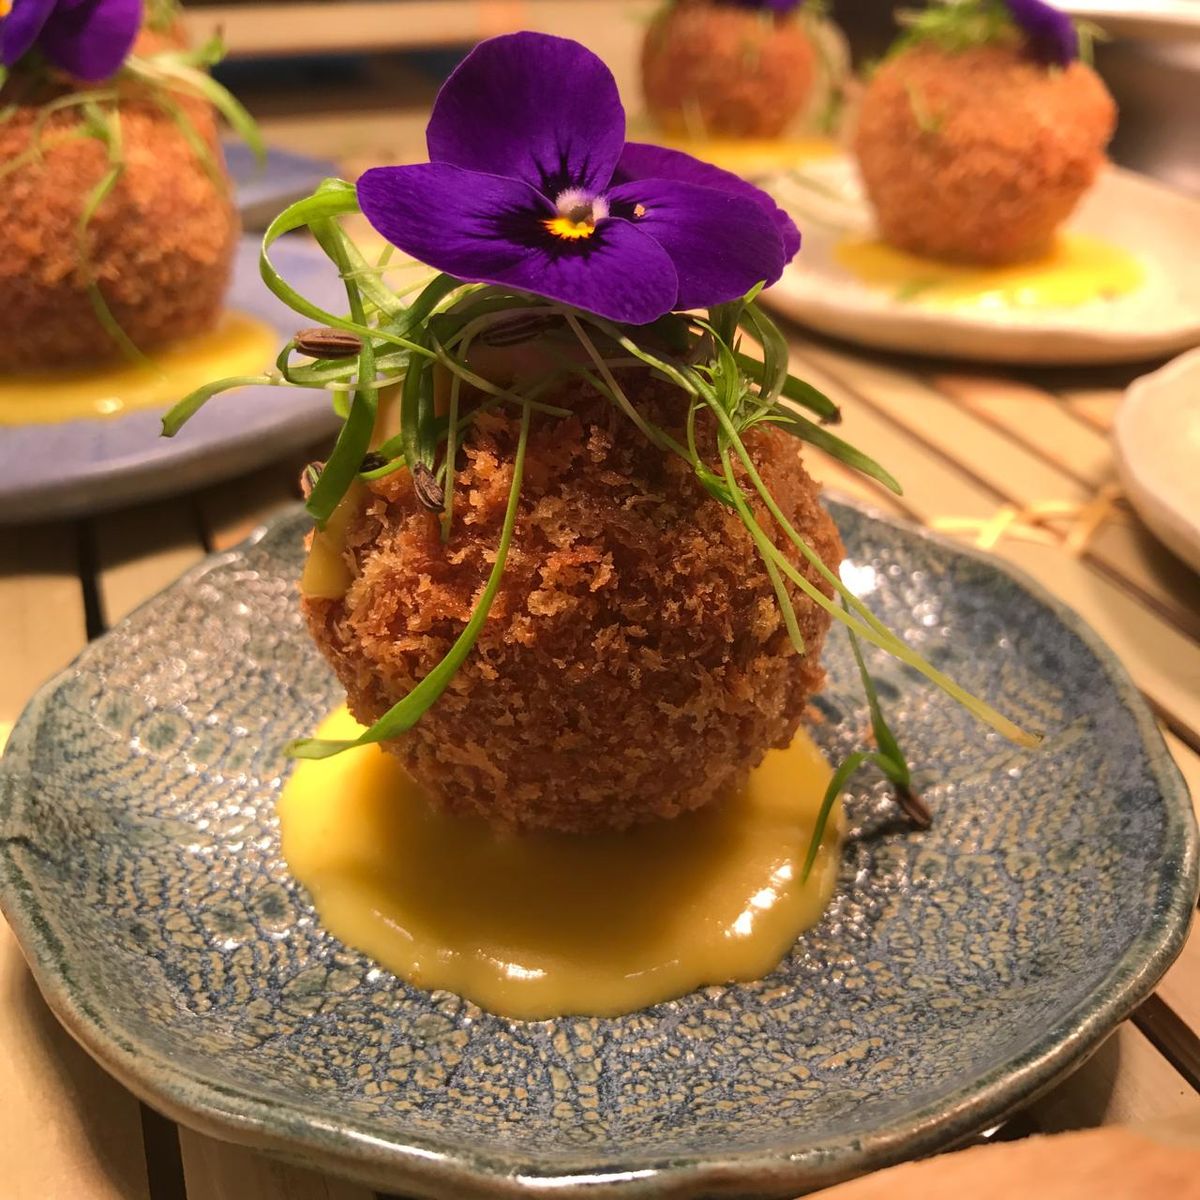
[
  {"left": 0, "top": 76, "right": 238, "bottom": 370},
  {"left": 642, "top": 1, "right": 817, "bottom": 139},
  {"left": 304, "top": 375, "right": 843, "bottom": 834},
  {"left": 853, "top": 43, "right": 1115, "bottom": 264}
]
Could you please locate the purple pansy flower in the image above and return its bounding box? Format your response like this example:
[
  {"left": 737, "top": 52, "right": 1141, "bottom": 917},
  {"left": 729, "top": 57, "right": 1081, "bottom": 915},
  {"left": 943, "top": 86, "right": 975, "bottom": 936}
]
[
  {"left": 1004, "top": 0, "right": 1078, "bottom": 67},
  {"left": 356, "top": 32, "right": 800, "bottom": 325},
  {"left": 1, "top": 0, "right": 141, "bottom": 81}
]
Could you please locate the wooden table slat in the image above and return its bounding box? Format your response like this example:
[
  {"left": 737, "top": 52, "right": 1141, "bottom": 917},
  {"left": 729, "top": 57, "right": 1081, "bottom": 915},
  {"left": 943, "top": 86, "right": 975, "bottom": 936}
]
[
  {"left": 93, "top": 504, "right": 208, "bottom": 627},
  {"left": 195, "top": 453, "right": 311, "bottom": 553},
  {"left": 0, "top": 523, "right": 88, "bottom": 727},
  {"left": 1023, "top": 1023, "right": 1200, "bottom": 1133},
  {"left": 801, "top": 345, "right": 1098, "bottom": 503},
  {"left": 178, "top": 1129, "right": 375, "bottom": 1200},
  {"left": 1136, "top": 993, "right": 1200, "bottom": 1095},
  {"left": 787, "top": 345, "right": 1200, "bottom": 750},
  {"left": 816, "top": 454, "right": 909, "bottom": 518},
  {"left": 931, "top": 373, "right": 1117, "bottom": 491},
  {"left": 1055, "top": 389, "right": 1120, "bottom": 433},
  {"left": 795, "top": 342, "right": 1200, "bottom": 642},
  {"left": 930, "top": 373, "right": 1200, "bottom": 637},
  {"left": 0, "top": 922, "right": 152, "bottom": 1200}
]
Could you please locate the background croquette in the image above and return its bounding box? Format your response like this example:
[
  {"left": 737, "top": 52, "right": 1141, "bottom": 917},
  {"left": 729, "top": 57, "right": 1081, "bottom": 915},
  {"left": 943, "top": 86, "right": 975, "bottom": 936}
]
[
  {"left": 642, "top": 2, "right": 817, "bottom": 139},
  {"left": 304, "top": 375, "right": 843, "bottom": 835},
  {"left": 853, "top": 43, "right": 1115, "bottom": 264},
  {"left": 0, "top": 80, "right": 238, "bottom": 370}
]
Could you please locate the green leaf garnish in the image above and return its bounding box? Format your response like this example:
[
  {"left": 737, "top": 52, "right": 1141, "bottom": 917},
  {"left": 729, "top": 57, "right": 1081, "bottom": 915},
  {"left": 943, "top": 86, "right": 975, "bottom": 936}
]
[
  {"left": 286, "top": 399, "right": 533, "bottom": 759},
  {"left": 801, "top": 625, "right": 931, "bottom": 882},
  {"left": 767, "top": 409, "right": 902, "bottom": 495},
  {"left": 302, "top": 215, "right": 378, "bottom": 526}
]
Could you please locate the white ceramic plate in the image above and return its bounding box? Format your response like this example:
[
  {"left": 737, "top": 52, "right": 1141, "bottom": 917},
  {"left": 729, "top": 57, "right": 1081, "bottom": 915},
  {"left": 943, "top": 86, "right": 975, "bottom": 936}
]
[
  {"left": 1057, "top": 0, "right": 1200, "bottom": 40},
  {"left": 760, "top": 156, "right": 1200, "bottom": 364},
  {"left": 1116, "top": 347, "right": 1200, "bottom": 574}
]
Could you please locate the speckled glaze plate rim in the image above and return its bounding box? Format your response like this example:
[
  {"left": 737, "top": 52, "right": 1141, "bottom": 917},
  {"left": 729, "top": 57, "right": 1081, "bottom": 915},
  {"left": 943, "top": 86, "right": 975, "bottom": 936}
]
[
  {"left": 1, "top": 498, "right": 1196, "bottom": 1199},
  {"left": 760, "top": 158, "right": 1200, "bottom": 365}
]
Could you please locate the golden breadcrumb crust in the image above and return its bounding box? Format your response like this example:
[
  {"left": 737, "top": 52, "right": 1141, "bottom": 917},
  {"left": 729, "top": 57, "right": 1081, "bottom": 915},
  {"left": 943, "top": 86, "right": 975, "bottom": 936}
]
[
  {"left": 642, "top": 2, "right": 816, "bottom": 139},
  {"left": 853, "top": 43, "right": 1115, "bottom": 264},
  {"left": 0, "top": 63, "right": 238, "bottom": 369},
  {"left": 304, "top": 377, "right": 843, "bottom": 834}
]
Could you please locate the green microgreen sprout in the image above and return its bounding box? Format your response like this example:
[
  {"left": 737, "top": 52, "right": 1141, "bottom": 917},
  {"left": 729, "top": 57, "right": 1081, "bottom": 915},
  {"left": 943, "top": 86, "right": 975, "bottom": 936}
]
[
  {"left": 802, "top": 623, "right": 931, "bottom": 882},
  {"left": 164, "top": 180, "right": 1043, "bottom": 867},
  {"left": 1074, "top": 19, "right": 1108, "bottom": 68},
  {"left": 903, "top": 80, "right": 944, "bottom": 135},
  {"left": 893, "top": 0, "right": 1091, "bottom": 69},
  {"left": 283, "top": 397, "right": 533, "bottom": 761},
  {"left": 893, "top": 0, "right": 1014, "bottom": 56}
]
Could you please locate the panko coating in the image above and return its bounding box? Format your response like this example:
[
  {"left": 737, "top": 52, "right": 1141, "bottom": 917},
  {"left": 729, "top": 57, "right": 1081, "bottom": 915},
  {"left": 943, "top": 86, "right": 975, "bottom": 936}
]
[
  {"left": 642, "top": 2, "right": 817, "bottom": 139},
  {"left": 303, "top": 373, "right": 843, "bottom": 834},
  {"left": 0, "top": 64, "right": 238, "bottom": 370},
  {"left": 853, "top": 43, "right": 1115, "bottom": 264}
]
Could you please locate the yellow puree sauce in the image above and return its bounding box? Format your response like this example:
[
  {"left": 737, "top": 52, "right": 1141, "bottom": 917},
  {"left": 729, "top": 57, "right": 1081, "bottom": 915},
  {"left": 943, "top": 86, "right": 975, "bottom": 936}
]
[
  {"left": 279, "top": 707, "right": 842, "bottom": 1020},
  {"left": 836, "top": 233, "right": 1144, "bottom": 309},
  {"left": 0, "top": 312, "right": 277, "bottom": 426},
  {"left": 659, "top": 133, "right": 840, "bottom": 177}
]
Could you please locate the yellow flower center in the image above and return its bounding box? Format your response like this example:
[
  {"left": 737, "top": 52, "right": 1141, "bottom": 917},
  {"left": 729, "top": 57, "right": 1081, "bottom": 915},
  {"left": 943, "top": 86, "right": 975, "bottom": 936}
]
[
  {"left": 544, "top": 215, "right": 597, "bottom": 240},
  {"left": 0, "top": 0, "right": 12, "bottom": 18},
  {"left": 544, "top": 188, "right": 608, "bottom": 242}
]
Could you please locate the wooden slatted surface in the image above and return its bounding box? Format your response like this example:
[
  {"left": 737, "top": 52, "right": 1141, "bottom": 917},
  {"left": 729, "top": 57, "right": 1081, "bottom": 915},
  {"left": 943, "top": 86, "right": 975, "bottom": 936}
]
[{"left": 185, "top": 0, "right": 656, "bottom": 61}]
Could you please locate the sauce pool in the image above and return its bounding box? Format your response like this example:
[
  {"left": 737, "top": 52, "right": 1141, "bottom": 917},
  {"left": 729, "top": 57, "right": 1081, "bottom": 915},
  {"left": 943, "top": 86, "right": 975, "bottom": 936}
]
[
  {"left": 836, "top": 233, "right": 1144, "bottom": 309},
  {"left": 0, "top": 311, "right": 277, "bottom": 426},
  {"left": 278, "top": 707, "right": 843, "bottom": 1020}
]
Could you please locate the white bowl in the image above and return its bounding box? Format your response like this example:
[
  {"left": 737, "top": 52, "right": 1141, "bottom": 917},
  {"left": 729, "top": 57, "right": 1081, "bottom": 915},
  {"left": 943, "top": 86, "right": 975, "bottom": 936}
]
[{"left": 1116, "top": 347, "right": 1200, "bottom": 574}]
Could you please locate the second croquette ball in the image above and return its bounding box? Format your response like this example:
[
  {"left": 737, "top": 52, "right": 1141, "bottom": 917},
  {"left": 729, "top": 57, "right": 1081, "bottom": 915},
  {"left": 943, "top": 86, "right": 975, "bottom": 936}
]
[
  {"left": 642, "top": 1, "right": 818, "bottom": 139},
  {"left": 0, "top": 30, "right": 238, "bottom": 370},
  {"left": 853, "top": 42, "right": 1115, "bottom": 264}
]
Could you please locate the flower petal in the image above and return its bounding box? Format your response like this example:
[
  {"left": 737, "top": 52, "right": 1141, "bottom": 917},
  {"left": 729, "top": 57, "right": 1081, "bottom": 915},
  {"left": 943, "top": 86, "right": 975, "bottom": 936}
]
[
  {"left": 426, "top": 32, "right": 626, "bottom": 198},
  {"left": 357, "top": 162, "right": 678, "bottom": 325},
  {"left": 614, "top": 141, "right": 801, "bottom": 262},
  {"left": 38, "top": 0, "right": 141, "bottom": 80},
  {"left": 608, "top": 178, "right": 786, "bottom": 310},
  {"left": 1, "top": 0, "right": 56, "bottom": 66},
  {"left": 1004, "top": 0, "right": 1078, "bottom": 66}
]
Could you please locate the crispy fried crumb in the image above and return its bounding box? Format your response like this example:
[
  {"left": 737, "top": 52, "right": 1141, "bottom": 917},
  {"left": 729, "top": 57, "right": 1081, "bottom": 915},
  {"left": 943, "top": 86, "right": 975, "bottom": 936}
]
[
  {"left": 853, "top": 43, "right": 1115, "bottom": 264},
  {"left": 0, "top": 70, "right": 238, "bottom": 370},
  {"left": 304, "top": 374, "right": 843, "bottom": 834},
  {"left": 642, "top": 4, "right": 816, "bottom": 139}
]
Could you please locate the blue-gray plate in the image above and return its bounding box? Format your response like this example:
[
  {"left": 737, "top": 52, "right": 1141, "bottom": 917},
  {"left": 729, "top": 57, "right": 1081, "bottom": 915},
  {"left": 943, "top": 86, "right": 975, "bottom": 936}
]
[
  {"left": 0, "top": 236, "right": 342, "bottom": 524},
  {"left": 0, "top": 500, "right": 1195, "bottom": 1199},
  {"left": 226, "top": 142, "right": 342, "bottom": 232}
]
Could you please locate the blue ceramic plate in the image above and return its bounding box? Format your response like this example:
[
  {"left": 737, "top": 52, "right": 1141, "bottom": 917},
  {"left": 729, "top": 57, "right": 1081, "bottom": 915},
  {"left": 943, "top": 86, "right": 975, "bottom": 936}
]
[
  {"left": 0, "top": 500, "right": 1195, "bottom": 1199},
  {"left": 226, "top": 143, "right": 341, "bottom": 231},
  {"left": 0, "top": 236, "right": 342, "bottom": 524}
]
